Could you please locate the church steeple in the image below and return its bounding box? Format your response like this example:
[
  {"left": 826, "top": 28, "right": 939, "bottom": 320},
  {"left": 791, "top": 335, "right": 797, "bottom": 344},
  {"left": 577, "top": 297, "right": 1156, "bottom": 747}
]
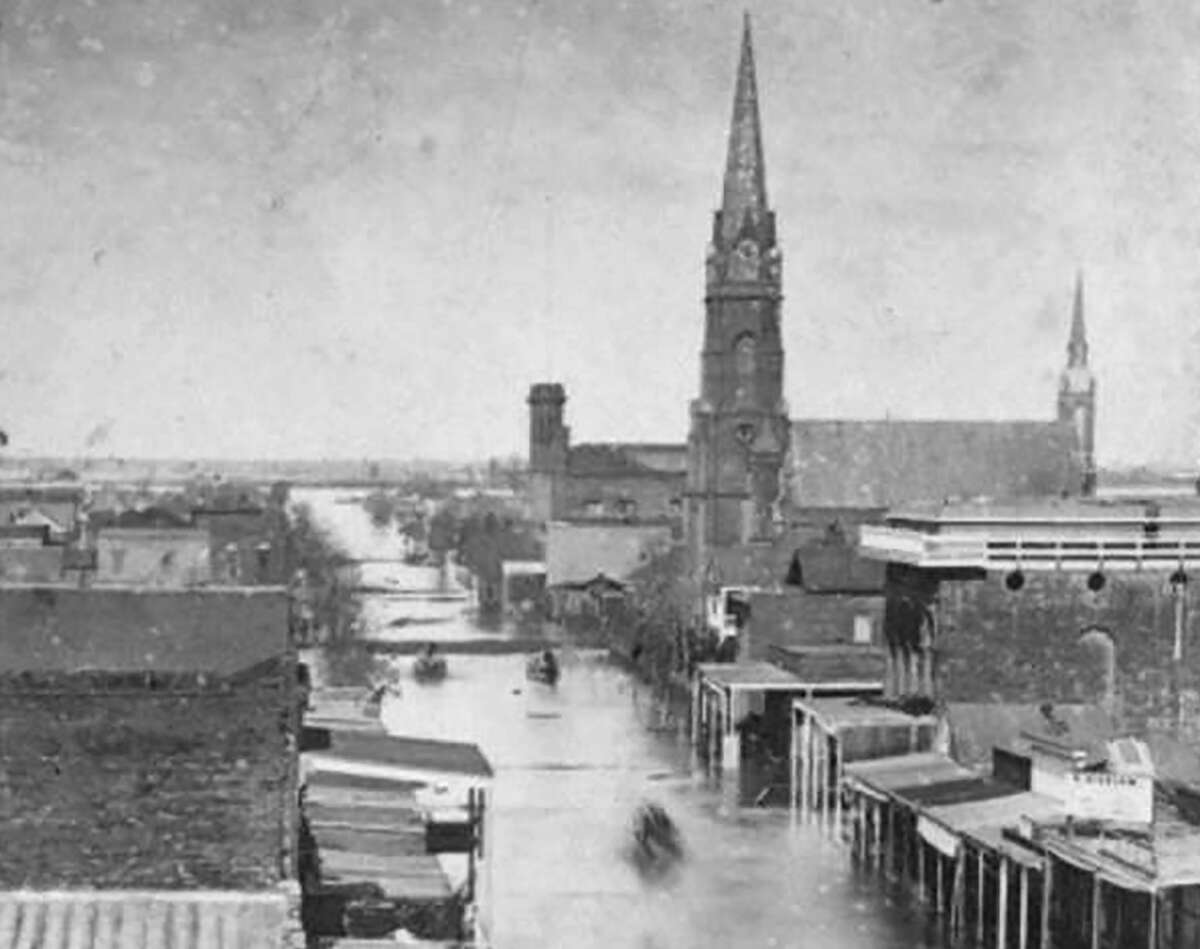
[
  {"left": 719, "top": 13, "right": 769, "bottom": 244},
  {"left": 1058, "top": 271, "right": 1097, "bottom": 496},
  {"left": 688, "top": 15, "right": 790, "bottom": 559},
  {"left": 1067, "top": 271, "right": 1088, "bottom": 368}
]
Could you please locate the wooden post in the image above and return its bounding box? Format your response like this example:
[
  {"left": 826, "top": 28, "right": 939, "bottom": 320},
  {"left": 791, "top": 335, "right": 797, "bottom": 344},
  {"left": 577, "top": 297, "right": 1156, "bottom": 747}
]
[
  {"left": 997, "top": 855, "right": 1009, "bottom": 949},
  {"left": 690, "top": 674, "right": 701, "bottom": 745},
  {"left": 1147, "top": 889, "right": 1156, "bottom": 949},
  {"left": 887, "top": 802, "right": 897, "bottom": 881},
  {"left": 1091, "top": 874, "right": 1101, "bottom": 949},
  {"left": 799, "top": 712, "right": 811, "bottom": 821},
  {"left": 833, "top": 732, "right": 843, "bottom": 842},
  {"left": 949, "top": 849, "right": 963, "bottom": 936},
  {"left": 816, "top": 729, "right": 826, "bottom": 830},
  {"left": 1019, "top": 864, "right": 1029, "bottom": 949},
  {"left": 872, "top": 799, "right": 883, "bottom": 872},
  {"left": 936, "top": 850, "right": 944, "bottom": 916},
  {"left": 917, "top": 835, "right": 926, "bottom": 904},
  {"left": 1041, "top": 858, "right": 1053, "bottom": 949},
  {"left": 977, "top": 849, "right": 986, "bottom": 945},
  {"left": 820, "top": 729, "right": 831, "bottom": 833},
  {"left": 789, "top": 705, "right": 799, "bottom": 814},
  {"left": 854, "top": 791, "right": 864, "bottom": 862}
]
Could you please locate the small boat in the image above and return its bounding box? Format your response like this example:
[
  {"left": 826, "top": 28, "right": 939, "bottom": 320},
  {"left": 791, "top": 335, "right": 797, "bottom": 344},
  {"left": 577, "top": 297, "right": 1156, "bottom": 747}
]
[
  {"left": 628, "top": 804, "right": 685, "bottom": 881},
  {"left": 413, "top": 654, "right": 448, "bottom": 683},
  {"left": 525, "top": 651, "right": 560, "bottom": 686}
]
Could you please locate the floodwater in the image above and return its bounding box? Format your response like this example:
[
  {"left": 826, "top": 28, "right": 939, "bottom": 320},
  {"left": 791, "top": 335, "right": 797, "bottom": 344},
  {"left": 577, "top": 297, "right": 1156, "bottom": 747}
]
[{"left": 296, "top": 489, "right": 941, "bottom": 949}]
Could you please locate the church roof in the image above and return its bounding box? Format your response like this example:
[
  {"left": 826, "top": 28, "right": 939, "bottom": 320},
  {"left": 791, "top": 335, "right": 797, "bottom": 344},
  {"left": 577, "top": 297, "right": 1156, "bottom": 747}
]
[
  {"left": 788, "top": 418, "right": 1082, "bottom": 508},
  {"left": 567, "top": 442, "right": 686, "bottom": 479}
]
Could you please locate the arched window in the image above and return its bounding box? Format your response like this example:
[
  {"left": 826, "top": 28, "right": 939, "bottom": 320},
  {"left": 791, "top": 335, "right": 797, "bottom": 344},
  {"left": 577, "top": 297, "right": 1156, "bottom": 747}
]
[
  {"left": 734, "top": 334, "right": 756, "bottom": 377},
  {"left": 1078, "top": 627, "right": 1116, "bottom": 712}
]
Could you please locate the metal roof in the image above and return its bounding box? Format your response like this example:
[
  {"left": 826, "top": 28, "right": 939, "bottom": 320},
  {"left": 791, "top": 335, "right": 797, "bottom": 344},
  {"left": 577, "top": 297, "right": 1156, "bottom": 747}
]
[
  {"left": 0, "top": 890, "right": 289, "bottom": 949},
  {"left": 305, "top": 730, "right": 492, "bottom": 780},
  {"left": 893, "top": 778, "right": 1017, "bottom": 808},
  {"left": 843, "top": 752, "right": 977, "bottom": 792},
  {"left": 795, "top": 696, "right": 937, "bottom": 730},
  {"left": 305, "top": 775, "right": 457, "bottom": 903},
  {"left": 926, "top": 791, "right": 1066, "bottom": 866},
  {"left": 697, "top": 661, "right": 803, "bottom": 690}
]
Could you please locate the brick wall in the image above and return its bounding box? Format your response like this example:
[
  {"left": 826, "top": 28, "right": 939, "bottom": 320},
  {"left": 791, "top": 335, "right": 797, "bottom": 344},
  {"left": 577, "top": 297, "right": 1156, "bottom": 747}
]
[
  {"left": 0, "top": 661, "right": 298, "bottom": 889},
  {"left": 558, "top": 473, "right": 684, "bottom": 522},
  {"left": 195, "top": 509, "right": 289, "bottom": 585},
  {"left": 911, "top": 569, "right": 1200, "bottom": 740},
  {"left": 745, "top": 589, "right": 883, "bottom": 660}
]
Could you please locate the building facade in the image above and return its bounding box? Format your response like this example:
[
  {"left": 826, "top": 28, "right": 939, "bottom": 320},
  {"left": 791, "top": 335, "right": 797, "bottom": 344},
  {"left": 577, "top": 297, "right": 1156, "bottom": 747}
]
[
  {"left": 0, "top": 584, "right": 304, "bottom": 944},
  {"left": 527, "top": 382, "right": 687, "bottom": 526},
  {"left": 860, "top": 499, "right": 1200, "bottom": 742}
]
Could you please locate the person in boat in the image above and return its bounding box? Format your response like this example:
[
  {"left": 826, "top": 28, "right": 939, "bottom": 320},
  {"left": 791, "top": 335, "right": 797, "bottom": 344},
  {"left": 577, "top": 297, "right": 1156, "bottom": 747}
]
[
  {"left": 633, "top": 802, "right": 682, "bottom": 862},
  {"left": 540, "top": 649, "right": 559, "bottom": 680}
]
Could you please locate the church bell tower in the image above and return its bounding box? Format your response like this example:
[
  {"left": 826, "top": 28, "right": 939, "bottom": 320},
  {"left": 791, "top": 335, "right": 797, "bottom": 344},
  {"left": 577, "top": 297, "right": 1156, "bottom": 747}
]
[{"left": 685, "top": 14, "right": 790, "bottom": 564}]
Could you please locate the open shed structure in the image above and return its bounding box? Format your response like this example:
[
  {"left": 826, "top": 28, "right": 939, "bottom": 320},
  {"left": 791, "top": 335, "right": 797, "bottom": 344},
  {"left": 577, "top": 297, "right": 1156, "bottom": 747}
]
[{"left": 692, "top": 662, "right": 806, "bottom": 776}]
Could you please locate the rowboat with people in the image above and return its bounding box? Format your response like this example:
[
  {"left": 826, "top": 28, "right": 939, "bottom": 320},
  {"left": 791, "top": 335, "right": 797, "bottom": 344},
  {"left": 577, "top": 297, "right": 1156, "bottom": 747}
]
[
  {"left": 413, "top": 643, "right": 448, "bottom": 683},
  {"left": 525, "top": 649, "right": 560, "bottom": 686}
]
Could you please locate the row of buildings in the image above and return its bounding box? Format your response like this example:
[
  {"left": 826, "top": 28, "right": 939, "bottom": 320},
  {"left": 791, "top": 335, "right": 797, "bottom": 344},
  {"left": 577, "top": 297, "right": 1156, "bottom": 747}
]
[
  {"left": 0, "top": 479, "right": 289, "bottom": 587},
  {"left": 511, "top": 16, "right": 1200, "bottom": 949},
  {"left": 0, "top": 479, "right": 492, "bottom": 947},
  {"left": 525, "top": 14, "right": 1100, "bottom": 622}
]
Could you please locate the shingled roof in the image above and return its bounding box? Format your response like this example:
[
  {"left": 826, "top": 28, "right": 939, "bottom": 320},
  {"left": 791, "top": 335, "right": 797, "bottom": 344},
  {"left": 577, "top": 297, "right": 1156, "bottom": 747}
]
[
  {"left": 788, "top": 419, "right": 1081, "bottom": 508},
  {"left": 567, "top": 443, "right": 686, "bottom": 479}
]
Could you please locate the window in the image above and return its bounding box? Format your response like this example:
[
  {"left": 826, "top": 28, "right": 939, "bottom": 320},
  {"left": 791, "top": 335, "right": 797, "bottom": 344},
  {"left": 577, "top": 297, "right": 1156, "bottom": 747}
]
[
  {"left": 734, "top": 333, "right": 757, "bottom": 377},
  {"left": 853, "top": 615, "right": 873, "bottom": 645}
]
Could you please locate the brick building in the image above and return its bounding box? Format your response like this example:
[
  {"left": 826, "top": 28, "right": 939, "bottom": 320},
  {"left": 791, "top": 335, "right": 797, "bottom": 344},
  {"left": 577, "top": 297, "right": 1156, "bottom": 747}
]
[
  {"left": 860, "top": 498, "right": 1200, "bottom": 743},
  {"left": 194, "top": 500, "right": 290, "bottom": 586},
  {"left": 526, "top": 383, "right": 687, "bottom": 526},
  {"left": 0, "top": 584, "right": 305, "bottom": 946},
  {"left": 94, "top": 526, "right": 212, "bottom": 586}
]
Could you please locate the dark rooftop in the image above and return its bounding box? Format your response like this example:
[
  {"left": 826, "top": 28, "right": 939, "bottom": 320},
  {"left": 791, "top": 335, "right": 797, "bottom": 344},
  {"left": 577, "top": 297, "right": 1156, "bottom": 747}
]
[{"left": 0, "top": 586, "right": 290, "bottom": 675}]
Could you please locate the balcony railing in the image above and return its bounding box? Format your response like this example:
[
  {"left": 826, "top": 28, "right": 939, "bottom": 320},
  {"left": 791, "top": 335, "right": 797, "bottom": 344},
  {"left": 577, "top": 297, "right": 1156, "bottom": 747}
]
[{"left": 861, "top": 524, "right": 1200, "bottom": 571}]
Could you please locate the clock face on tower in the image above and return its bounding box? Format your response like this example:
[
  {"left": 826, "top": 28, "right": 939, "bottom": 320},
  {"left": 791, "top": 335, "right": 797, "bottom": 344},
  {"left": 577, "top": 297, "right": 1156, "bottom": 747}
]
[{"left": 729, "top": 238, "right": 760, "bottom": 281}]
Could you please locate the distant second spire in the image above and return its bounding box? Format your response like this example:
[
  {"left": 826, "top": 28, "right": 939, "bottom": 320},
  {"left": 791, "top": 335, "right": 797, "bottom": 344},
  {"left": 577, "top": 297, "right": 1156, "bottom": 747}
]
[{"left": 1068, "top": 271, "right": 1088, "bottom": 368}]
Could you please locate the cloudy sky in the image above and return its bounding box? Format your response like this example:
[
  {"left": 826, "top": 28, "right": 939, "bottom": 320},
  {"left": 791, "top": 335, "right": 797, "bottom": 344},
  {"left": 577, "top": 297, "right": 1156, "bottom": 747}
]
[{"left": 2, "top": 0, "right": 1199, "bottom": 465}]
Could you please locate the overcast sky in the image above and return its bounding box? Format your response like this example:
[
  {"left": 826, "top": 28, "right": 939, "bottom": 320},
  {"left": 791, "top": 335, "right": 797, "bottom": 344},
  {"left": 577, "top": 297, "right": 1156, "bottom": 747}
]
[{"left": 2, "top": 0, "right": 1198, "bottom": 466}]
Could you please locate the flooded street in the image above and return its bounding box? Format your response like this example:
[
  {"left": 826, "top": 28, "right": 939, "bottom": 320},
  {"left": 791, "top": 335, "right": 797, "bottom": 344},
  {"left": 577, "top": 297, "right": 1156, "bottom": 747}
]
[{"left": 298, "top": 490, "right": 940, "bottom": 948}]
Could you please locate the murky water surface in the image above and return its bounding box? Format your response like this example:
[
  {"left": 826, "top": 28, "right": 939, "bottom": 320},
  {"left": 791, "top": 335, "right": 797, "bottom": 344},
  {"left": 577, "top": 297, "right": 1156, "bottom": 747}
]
[{"left": 298, "top": 489, "right": 941, "bottom": 948}]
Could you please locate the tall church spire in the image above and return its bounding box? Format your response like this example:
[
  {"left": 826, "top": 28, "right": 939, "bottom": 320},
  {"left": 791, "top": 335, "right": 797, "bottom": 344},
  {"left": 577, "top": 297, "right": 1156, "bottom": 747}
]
[
  {"left": 719, "top": 13, "right": 769, "bottom": 243},
  {"left": 1058, "top": 271, "right": 1097, "bottom": 496},
  {"left": 689, "top": 15, "right": 790, "bottom": 559},
  {"left": 1068, "top": 270, "right": 1088, "bottom": 368}
]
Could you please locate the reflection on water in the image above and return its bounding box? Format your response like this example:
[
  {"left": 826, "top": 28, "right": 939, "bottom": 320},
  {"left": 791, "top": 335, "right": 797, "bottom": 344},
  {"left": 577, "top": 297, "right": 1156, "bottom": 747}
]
[{"left": 297, "top": 490, "right": 940, "bottom": 948}]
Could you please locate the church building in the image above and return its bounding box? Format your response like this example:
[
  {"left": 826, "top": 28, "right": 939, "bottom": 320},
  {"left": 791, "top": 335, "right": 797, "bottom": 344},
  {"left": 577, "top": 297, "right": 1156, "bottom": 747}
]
[
  {"left": 527, "top": 16, "right": 1097, "bottom": 592},
  {"left": 684, "top": 15, "right": 1096, "bottom": 582}
]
